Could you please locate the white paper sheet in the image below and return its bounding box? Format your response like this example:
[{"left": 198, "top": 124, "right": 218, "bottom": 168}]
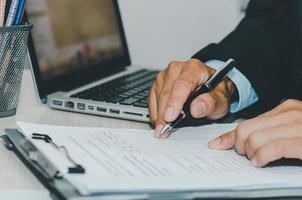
[{"left": 16, "top": 121, "right": 302, "bottom": 195}]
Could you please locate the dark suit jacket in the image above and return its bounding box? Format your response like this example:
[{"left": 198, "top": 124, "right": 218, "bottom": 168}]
[{"left": 193, "top": 0, "right": 302, "bottom": 115}]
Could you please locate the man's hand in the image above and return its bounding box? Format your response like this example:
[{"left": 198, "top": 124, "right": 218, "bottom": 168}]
[
  {"left": 148, "top": 58, "right": 237, "bottom": 138},
  {"left": 209, "top": 99, "right": 302, "bottom": 167}
]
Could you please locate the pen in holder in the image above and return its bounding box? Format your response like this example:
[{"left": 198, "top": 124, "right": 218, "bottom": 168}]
[{"left": 0, "top": 24, "right": 32, "bottom": 117}]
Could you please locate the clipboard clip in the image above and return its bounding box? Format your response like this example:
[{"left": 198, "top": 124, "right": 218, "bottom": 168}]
[
  {"left": 29, "top": 133, "right": 85, "bottom": 174},
  {"left": 23, "top": 133, "right": 85, "bottom": 178}
]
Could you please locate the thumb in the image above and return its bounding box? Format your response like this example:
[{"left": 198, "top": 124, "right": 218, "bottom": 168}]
[
  {"left": 208, "top": 130, "right": 236, "bottom": 150},
  {"left": 190, "top": 91, "right": 229, "bottom": 120}
]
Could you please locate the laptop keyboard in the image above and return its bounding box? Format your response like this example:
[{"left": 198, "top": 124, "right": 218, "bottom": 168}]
[{"left": 70, "top": 69, "right": 158, "bottom": 108}]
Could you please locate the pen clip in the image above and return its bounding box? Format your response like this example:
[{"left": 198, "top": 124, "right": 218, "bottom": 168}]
[{"left": 205, "top": 58, "right": 235, "bottom": 88}]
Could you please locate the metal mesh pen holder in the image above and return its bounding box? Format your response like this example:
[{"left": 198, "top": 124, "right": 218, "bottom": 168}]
[{"left": 0, "top": 24, "right": 32, "bottom": 117}]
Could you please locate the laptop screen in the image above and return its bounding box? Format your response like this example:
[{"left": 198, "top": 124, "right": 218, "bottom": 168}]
[
  {"left": 27, "top": 0, "right": 126, "bottom": 81},
  {"left": 27, "top": 0, "right": 130, "bottom": 100}
]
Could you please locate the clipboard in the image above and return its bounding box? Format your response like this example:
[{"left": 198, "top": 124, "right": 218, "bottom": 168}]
[
  {"left": 1, "top": 129, "right": 82, "bottom": 200},
  {"left": 0, "top": 129, "right": 189, "bottom": 200},
  {"left": 3, "top": 128, "right": 302, "bottom": 200}
]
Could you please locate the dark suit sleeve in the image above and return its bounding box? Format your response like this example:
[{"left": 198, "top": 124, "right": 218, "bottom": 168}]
[{"left": 192, "top": 0, "right": 294, "bottom": 112}]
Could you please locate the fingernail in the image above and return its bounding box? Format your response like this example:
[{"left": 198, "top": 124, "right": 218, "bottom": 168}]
[
  {"left": 192, "top": 102, "right": 206, "bottom": 118},
  {"left": 251, "top": 159, "right": 259, "bottom": 167},
  {"left": 155, "top": 124, "right": 164, "bottom": 138},
  {"left": 165, "top": 107, "right": 176, "bottom": 122},
  {"left": 159, "top": 132, "right": 170, "bottom": 140},
  {"left": 208, "top": 137, "right": 222, "bottom": 149}
]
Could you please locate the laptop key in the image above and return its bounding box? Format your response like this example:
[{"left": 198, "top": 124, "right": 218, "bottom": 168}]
[
  {"left": 109, "top": 97, "right": 125, "bottom": 104},
  {"left": 117, "top": 94, "right": 129, "bottom": 98},
  {"left": 133, "top": 102, "right": 148, "bottom": 108},
  {"left": 92, "top": 96, "right": 106, "bottom": 101},
  {"left": 138, "top": 99, "right": 148, "bottom": 104},
  {"left": 120, "top": 97, "right": 140, "bottom": 105},
  {"left": 131, "top": 88, "right": 143, "bottom": 93},
  {"left": 133, "top": 94, "right": 146, "bottom": 99},
  {"left": 122, "top": 92, "right": 134, "bottom": 96}
]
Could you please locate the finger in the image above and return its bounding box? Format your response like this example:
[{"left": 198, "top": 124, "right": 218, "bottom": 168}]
[
  {"left": 158, "top": 132, "right": 171, "bottom": 140},
  {"left": 251, "top": 138, "right": 302, "bottom": 167},
  {"left": 190, "top": 90, "right": 229, "bottom": 120},
  {"left": 208, "top": 130, "right": 236, "bottom": 150},
  {"left": 190, "top": 92, "right": 216, "bottom": 118},
  {"left": 164, "top": 63, "right": 209, "bottom": 122},
  {"left": 234, "top": 109, "right": 302, "bottom": 156},
  {"left": 188, "top": 59, "right": 213, "bottom": 85},
  {"left": 156, "top": 62, "right": 183, "bottom": 135},
  {"left": 152, "top": 72, "right": 166, "bottom": 135},
  {"left": 206, "top": 82, "right": 232, "bottom": 120},
  {"left": 258, "top": 99, "right": 302, "bottom": 118},
  {"left": 245, "top": 124, "right": 302, "bottom": 160},
  {"left": 155, "top": 90, "right": 172, "bottom": 137},
  {"left": 148, "top": 84, "right": 158, "bottom": 125}
]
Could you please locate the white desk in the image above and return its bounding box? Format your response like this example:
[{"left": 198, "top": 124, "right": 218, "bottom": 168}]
[{"left": 0, "top": 69, "right": 151, "bottom": 199}]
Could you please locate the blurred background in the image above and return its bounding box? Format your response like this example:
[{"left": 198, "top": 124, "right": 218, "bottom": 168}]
[
  {"left": 118, "top": 0, "right": 248, "bottom": 69},
  {"left": 26, "top": 0, "right": 249, "bottom": 70}
]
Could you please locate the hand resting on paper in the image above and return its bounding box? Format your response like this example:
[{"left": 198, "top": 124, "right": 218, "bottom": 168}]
[{"left": 209, "top": 99, "right": 302, "bottom": 168}]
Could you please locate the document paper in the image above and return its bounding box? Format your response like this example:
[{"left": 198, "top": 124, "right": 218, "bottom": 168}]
[{"left": 16, "top": 122, "right": 302, "bottom": 195}]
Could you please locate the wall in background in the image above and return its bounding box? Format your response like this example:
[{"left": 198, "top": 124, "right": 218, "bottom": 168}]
[{"left": 118, "top": 0, "right": 247, "bottom": 69}]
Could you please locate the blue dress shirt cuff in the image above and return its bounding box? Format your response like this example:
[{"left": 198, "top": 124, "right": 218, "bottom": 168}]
[{"left": 205, "top": 60, "right": 259, "bottom": 113}]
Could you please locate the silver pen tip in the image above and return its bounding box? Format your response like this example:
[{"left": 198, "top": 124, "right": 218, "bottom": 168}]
[{"left": 160, "top": 124, "right": 172, "bottom": 136}]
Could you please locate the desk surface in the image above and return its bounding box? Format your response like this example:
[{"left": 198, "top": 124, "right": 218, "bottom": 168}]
[{"left": 0, "top": 69, "right": 151, "bottom": 199}]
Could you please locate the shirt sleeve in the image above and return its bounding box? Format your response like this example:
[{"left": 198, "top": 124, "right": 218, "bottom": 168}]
[{"left": 205, "top": 60, "right": 259, "bottom": 113}]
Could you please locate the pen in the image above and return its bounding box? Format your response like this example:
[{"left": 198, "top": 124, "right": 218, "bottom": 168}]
[
  {"left": 13, "top": 0, "right": 25, "bottom": 25},
  {"left": 5, "top": 0, "right": 18, "bottom": 26},
  {"left": 160, "top": 58, "right": 235, "bottom": 136}
]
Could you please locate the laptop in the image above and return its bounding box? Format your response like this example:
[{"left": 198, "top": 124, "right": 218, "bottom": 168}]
[{"left": 26, "top": 0, "right": 158, "bottom": 122}]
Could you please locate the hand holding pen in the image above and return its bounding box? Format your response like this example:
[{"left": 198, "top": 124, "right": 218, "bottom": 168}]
[{"left": 149, "top": 58, "right": 236, "bottom": 138}]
